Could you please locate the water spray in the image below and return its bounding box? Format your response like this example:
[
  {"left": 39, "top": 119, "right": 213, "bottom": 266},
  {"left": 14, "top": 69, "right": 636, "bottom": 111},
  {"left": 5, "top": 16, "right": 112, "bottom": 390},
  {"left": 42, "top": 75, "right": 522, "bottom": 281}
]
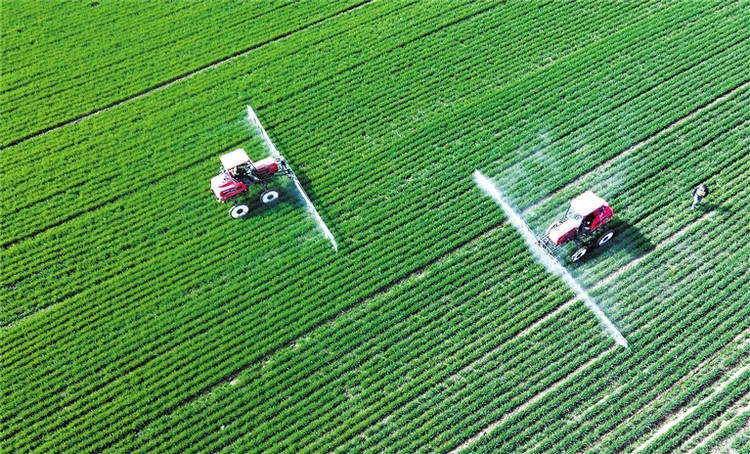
[
  {"left": 247, "top": 105, "right": 281, "bottom": 159},
  {"left": 246, "top": 105, "right": 338, "bottom": 252},
  {"left": 473, "top": 170, "right": 628, "bottom": 348}
]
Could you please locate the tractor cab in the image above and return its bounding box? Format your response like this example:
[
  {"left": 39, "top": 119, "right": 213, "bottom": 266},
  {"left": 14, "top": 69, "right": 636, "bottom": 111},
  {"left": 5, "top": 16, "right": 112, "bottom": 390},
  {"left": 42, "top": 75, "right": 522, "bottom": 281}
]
[
  {"left": 210, "top": 148, "right": 284, "bottom": 203},
  {"left": 211, "top": 149, "right": 254, "bottom": 201},
  {"left": 567, "top": 191, "right": 613, "bottom": 234},
  {"left": 547, "top": 191, "right": 613, "bottom": 247}
]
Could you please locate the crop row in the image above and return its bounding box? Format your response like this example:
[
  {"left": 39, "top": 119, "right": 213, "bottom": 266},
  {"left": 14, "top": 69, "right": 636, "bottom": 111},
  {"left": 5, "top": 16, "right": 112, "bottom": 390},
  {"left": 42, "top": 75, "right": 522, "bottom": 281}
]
[
  {"left": 489, "top": 129, "right": 750, "bottom": 452},
  {"left": 0, "top": 0, "right": 505, "bottom": 252},
  {"left": 633, "top": 358, "right": 750, "bottom": 453},
  {"left": 329, "top": 114, "right": 750, "bottom": 452},
  {"left": 280, "top": 1, "right": 748, "bottom": 222},
  {"left": 0, "top": 0, "right": 367, "bottom": 145},
  {"left": 1, "top": 0, "right": 503, "bottom": 323},
  {"left": 0, "top": 0, "right": 651, "bottom": 337},
  {"left": 693, "top": 407, "right": 750, "bottom": 454},
  {"left": 4, "top": 2, "right": 748, "bottom": 452},
  {"left": 522, "top": 83, "right": 750, "bottom": 284},
  {"left": 1, "top": 0, "right": 736, "bottom": 326},
  {"left": 19, "top": 226, "right": 560, "bottom": 450},
  {"left": 98, "top": 105, "right": 748, "bottom": 450},
  {"left": 0, "top": 0, "right": 642, "bottom": 236},
  {"left": 4, "top": 11, "right": 748, "bottom": 454},
  {"left": 1, "top": 182, "right": 500, "bottom": 452},
  {"left": 119, "top": 237, "right": 588, "bottom": 453},
  {"left": 463, "top": 175, "right": 750, "bottom": 452}
]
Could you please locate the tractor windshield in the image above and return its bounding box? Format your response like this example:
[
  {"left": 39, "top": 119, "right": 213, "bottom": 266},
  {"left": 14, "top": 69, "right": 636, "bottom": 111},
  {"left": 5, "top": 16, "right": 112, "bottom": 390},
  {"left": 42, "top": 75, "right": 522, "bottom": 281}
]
[{"left": 568, "top": 206, "right": 584, "bottom": 227}]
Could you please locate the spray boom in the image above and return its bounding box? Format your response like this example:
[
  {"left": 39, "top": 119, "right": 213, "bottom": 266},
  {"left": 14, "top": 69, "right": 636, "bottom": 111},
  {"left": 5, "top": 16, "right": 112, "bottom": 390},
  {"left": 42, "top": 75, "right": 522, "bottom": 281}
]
[{"left": 474, "top": 170, "right": 627, "bottom": 348}]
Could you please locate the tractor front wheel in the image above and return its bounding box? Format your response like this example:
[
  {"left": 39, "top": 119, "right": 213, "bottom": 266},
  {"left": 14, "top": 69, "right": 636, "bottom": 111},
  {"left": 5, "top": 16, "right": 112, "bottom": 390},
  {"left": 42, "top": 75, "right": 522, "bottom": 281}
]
[
  {"left": 261, "top": 190, "right": 280, "bottom": 204},
  {"left": 571, "top": 247, "right": 588, "bottom": 262},
  {"left": 229, "top": 204, "right": 250, "bottom": 218},
  {"left": 596, "top": 230, "right": 615, "bottom": 247}
]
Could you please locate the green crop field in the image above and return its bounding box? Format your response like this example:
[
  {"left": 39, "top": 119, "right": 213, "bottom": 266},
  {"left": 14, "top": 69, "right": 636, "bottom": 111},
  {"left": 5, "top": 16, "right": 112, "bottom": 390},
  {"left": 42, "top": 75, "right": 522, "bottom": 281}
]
[{"left": 3, "top": 1, "right": 750, "bottom": 452}]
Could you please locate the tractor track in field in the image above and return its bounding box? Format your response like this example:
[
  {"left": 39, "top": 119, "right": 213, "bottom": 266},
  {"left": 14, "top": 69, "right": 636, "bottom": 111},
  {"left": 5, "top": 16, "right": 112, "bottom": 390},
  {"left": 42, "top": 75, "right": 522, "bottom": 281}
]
[
  {"left": 688, "top": 398, "right": 750, "bottom": 453},
  {"left": 632, "top": 355, "right": 750, "bottom": 454},
  {"left": 684, "top": 361, "right": 750, "bottom": 453},
  {"left": 14, "top": 218, "right": 507, "bottom": 453},
  {"left": 135, "top": 220, "right": 510, "bottom": 418},
  {"left": 0, "top": 0, "right": 376, "bottom": 150},
  {"left": 584, "top": 324, "right": 750, "bottom": 454},
  {"left": 4, "top": 1, "right": 718, "bottom": 250},
  {"left": 7, "top": 14, "right": 749, "bottom": 452},
  {"left": 448, "top": 346, "right": 619, "bottom": 454},
  {"left": 341, "top": 202, "right": 724, "bottom": 452},
  {"left": 9, "top": 79, "right": 747, "bottom": 449}
]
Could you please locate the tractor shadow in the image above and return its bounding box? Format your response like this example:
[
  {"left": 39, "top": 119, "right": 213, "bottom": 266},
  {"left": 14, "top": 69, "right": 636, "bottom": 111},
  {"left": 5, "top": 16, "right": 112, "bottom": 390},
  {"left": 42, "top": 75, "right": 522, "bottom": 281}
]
[
  {"left": 238, "top": 168, "right": 332, "bottom": 225},
  {"left": 230, "top": 181, "right": 303, "bottom": 220},
  {"left": 569, "top": 219, "right": 654, "bottom": 265}
]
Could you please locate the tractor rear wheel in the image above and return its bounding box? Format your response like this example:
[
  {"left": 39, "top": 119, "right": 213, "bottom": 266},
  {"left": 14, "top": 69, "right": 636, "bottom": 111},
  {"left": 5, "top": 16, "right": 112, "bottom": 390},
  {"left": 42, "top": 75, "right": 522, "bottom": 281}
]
[
  {"left": 229, "top": 204, "right": 250, "bottom": 218},
  {"left": 596, "top": 230, "right": 615, "bottom": 247},
  {"left": 261, "top": 190, "right": 280, "bottom": 204},
  {"left": 571, "top": 247, "right": 588, "bottom": 262}
]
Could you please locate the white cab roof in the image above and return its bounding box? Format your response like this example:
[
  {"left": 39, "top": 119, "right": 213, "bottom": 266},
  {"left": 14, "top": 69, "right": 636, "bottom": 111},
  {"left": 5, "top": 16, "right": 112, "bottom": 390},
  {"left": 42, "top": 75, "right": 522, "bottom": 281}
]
[
  {"left": 570, "top": 191, "right": 607, "bottom": 216},
  {"left": 220, "top": 149, "right": 251, "bottom": 170}
]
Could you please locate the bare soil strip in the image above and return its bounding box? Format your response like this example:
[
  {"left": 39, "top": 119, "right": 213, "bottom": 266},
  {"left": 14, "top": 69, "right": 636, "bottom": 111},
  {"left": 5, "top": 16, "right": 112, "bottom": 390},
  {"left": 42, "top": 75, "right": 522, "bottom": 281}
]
[
  {"left": 584, "top": 324, "right": 750, "bottom": 453},
  {"left": 686, "top": 390, "right": 750, "bottom": 453},
  {"left": 151, "top": 222, "right": 509, "bottom": 414},
  {"left": 16, "top": 78, "right": 746, "bottom": 450},
  {"left": 632, "top": 359, "right": 750, "bottom": 454},
  {"left": 442, "top": 207, "right": 719, "bottom": 453}
]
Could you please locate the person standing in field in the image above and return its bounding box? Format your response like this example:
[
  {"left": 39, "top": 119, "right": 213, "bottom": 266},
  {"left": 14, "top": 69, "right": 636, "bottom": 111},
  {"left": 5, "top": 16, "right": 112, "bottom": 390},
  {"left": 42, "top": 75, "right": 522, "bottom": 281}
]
[{"left": 691, "top": 183, "right": 709, "bottom": 209}]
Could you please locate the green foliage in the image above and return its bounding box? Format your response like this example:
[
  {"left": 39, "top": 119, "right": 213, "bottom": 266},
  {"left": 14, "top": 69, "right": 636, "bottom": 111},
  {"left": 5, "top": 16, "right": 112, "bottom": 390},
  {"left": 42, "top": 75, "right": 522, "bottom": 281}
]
[{"left": 2, "top": 1, "right": 750, "bottom": 453}]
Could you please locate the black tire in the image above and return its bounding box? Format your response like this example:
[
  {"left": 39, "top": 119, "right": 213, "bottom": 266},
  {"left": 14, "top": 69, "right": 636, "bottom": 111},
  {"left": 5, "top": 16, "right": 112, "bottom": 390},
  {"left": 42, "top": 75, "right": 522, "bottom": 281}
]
[
  {"left": 596, "top": 230, "right": 615, "bottom": 247},
  {"left": 571, "top": 247, "right": 588, "bottom": 262},
  {"left": 261, "top": 190, "right": 280, "bottom": 204},
  {"left": 229, "top": 204, "right": 250, "bottom": 218}
]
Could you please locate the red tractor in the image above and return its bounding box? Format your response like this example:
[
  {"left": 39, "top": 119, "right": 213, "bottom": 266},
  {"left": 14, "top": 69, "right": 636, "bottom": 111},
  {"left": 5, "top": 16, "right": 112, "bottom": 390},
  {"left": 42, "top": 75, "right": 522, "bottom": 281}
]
[
  {"left": 537, "top": 190, "right": 615, "bottom": 262},
  {"left": 210, "top": 148, "right": 296, "bottom": 218}
]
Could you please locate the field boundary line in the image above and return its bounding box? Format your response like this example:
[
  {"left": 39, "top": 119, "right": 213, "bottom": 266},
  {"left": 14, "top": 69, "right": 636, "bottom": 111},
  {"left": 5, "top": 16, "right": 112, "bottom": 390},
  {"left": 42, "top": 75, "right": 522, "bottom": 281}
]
[
  {"left": 582, "top": 223, "right": 749, "bottom": 451},
  {"left": 517, "top": 297, "right": 578, "bottom": 337},
  {"left": 1, "top": 1, "right": 499, "bottom": 250},
  {"left": 584, "top": 320, "right": 750, "bottom": 453},
  {"left": 521, "top": 78, "right": 750, "bottom": 217},
  {"left": 2, "top": 0, "right": 506, "bottom": 152},
  {"left": 448, "top": 346, "right": 618, "bottom": 454},
  {"left": 0, "top": 0, "right": 375, "bottom": 150}
]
